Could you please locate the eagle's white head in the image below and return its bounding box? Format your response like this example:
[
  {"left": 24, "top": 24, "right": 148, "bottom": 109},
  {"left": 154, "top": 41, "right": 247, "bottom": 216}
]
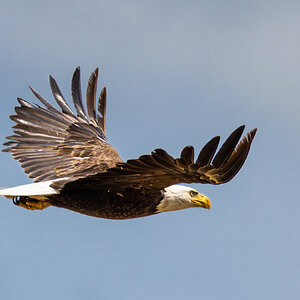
[{"left": 156, "top": 185, "right": 211, "bottom": 213}]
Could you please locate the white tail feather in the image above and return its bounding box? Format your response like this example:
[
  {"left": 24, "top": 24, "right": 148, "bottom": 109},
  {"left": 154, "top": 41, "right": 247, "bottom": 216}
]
[{"left": 0, "top": 180, "right": 60, "bottom": 199}]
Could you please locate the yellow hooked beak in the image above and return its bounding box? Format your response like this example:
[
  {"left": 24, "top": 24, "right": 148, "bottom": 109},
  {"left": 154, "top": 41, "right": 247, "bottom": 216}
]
[{"left": 191, "top": 194, "right": 211, "bottom": 210}]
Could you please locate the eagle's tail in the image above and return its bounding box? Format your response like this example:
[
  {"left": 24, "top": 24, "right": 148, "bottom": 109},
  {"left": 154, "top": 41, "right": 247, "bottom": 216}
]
[{"left": 0, "top": 180, "right": 59, "bottom": 200}]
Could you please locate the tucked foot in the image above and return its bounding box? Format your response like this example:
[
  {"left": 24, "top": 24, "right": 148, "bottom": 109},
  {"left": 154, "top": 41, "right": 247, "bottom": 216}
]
[{"left": 13, "top": 196, "right": 51, "bottom": 210}]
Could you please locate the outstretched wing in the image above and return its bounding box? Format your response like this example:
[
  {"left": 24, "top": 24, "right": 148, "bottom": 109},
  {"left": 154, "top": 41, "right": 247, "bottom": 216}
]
[
  {"left": 3, "top": 67, "right": 122, "bottom": 183},
  {"left": 61, "top": 126, "right": 257, "bottom": 191}
]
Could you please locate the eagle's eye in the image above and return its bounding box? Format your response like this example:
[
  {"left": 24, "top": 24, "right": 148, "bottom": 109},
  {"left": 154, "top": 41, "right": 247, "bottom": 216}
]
[{"left": 189, "top": 190, "right": 198, "bottom": 197}]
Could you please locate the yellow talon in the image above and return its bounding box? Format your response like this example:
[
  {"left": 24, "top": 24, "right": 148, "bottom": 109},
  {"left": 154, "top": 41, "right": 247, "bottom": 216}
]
[{"left": 14, "top": 197, "right": 51, "bottom": 210}]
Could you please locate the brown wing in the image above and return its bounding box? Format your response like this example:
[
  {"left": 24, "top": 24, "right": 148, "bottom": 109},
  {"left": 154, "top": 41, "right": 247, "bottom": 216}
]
[
  {"left": 60, "top": 126, "right": 256, "bottom": 191},
  {"left": 3, "top": 67, "right": 122, "bottom": 183}
]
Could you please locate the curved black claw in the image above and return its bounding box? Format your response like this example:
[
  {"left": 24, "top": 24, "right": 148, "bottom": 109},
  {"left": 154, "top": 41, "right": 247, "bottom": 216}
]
[{"left": 13, "top": 197, "right": 21, "bottom": 205}]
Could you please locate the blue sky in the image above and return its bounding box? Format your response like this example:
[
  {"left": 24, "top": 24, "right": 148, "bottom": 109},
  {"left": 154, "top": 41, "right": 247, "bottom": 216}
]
[{"left": 0, "top": 1, "right": 299, "bottom": 299}]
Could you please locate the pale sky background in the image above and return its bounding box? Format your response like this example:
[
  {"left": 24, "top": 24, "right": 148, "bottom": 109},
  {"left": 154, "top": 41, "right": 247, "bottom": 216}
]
[{"left": 0, "top": 1, "right": 299, "bottom": 299}]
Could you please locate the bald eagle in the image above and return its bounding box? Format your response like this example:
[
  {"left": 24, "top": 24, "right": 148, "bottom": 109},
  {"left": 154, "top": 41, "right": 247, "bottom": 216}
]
[{"left": 0, "top": 67, "right": 257, "bottom": 219}]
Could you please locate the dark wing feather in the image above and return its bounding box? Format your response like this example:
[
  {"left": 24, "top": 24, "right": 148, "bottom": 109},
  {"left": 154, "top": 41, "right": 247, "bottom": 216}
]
[
  {"left": 71, "top": 66, "right": 88, "bottom": 120},
  {"left": 3, "top": 68, "right": 122, "bottom": 184},
  {"left": 196, "top": 136, "right": 220, "bottom": 167},
  {"left": 212, "top": 125, "right": 245, "bottom": 168},
  {"left": 62, "top": 127, "right": 257, "bottom": 191},
  {"left": 28, "top": 88, "right": 61, "bottom": 114},
  {"left": 49, "top": 75, "right": 74, "bottom": 116},
  {"left": 86, "top": 68, "right": 98, "bottom": 125},
  {"left": 98, "top": 87, "right": 106, "bottom": 134},
  {"left": 179, "top": 146, "right": 194, "bottom": 166}
]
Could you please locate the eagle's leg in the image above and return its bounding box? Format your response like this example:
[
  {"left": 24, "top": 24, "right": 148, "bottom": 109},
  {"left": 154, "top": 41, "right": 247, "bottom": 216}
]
[{"left": 13, "top": 196, "right": 51, "bottom": 210}]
